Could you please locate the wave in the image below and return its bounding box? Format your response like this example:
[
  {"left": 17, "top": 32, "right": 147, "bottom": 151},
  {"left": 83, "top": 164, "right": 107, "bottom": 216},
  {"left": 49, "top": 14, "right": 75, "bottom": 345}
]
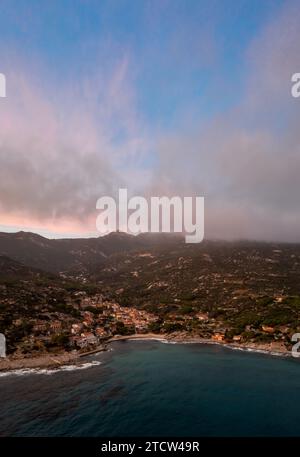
[
  {"left": 91, "top": 347, "right": 114, "bottom": 356},
  {"left": 126, "top": 337, "right": 291, "bottom": 358},
  {"left": 225, "top": 344, "right": 290, "bottom": 358},
  {"left": 131, "top": 337, "right": 171, "bottom": 344},
  {"left": 175, "top": 339, "right": 290, "bottom": 358},
  {"left": 159, "top": 339, "right": 177, "bottom": 344},
  {"left": 0, "top": 360, "right": 102, "bottom": 378},
  {"left": 178, "top": 339, "right": 290, "bottom": 357}
]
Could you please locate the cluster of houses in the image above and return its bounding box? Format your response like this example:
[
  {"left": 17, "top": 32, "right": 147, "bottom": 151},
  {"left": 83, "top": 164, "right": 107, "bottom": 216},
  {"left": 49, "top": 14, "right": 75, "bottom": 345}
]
[
  {"left": 14, "top": 287, "right": 290, "bottom": 353},
  {"left": 28, "top": 296, "right": 158, "bottom": 351},
  {"left": 108, "top": 303, "right": 158, "bottom": 332}
]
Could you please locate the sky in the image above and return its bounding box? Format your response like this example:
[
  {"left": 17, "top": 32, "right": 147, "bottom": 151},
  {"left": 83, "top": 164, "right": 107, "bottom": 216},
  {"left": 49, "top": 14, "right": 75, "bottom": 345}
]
[{"left": 0, "top": 0, "right": 299, "bottom": 241}]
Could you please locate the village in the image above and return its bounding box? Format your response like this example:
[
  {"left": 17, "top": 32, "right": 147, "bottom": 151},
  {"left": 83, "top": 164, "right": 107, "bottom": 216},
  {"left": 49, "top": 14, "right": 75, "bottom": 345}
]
[
  {"left": 21, "top": 293, "right": 159, "bottom": 353},
  {"left": 3, "top": 282, "right": 290, "bottom": 358},
  {"left": 1, "top": 236, "right": 300, "bottom": 357}
]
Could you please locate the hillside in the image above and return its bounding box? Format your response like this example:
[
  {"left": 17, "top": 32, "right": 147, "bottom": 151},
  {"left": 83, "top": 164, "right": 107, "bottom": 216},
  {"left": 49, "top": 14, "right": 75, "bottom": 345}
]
[
  {"left": 0, "top": 231, "right": 182, "bottom": 274},
  {"left": 1, "top": 232, "right": 300, "bottom": 356}
]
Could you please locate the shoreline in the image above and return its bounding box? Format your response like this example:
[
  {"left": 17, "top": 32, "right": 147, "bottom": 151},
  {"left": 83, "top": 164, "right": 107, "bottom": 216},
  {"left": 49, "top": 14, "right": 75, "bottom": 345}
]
[
  {"left": 0, "top": 352, "right": 79, "bottom": 372},
  {"left": 0, "top": 344, "right": 108, "bottom": 373},
  {"left": 0, "top": 333, "right": 292, "bottom": 373},
  {"left": 107, "top": 333, "right": 292, "bottom": 358}
]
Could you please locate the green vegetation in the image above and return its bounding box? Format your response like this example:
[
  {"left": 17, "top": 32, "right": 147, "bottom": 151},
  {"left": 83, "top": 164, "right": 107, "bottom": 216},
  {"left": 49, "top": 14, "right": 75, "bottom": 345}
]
[
  {"left": 50, "top": 333, "right": 70, "bottom": 347},
  {"left": 115, "top": 321, "right": 134, "bottom": 335},
  {"left": 2, "top": 240, "right": 300, "bottom": 355},
  {"left": 163, "top": 322, "right": 185, "bottom": 333},
  {"left": 180, "top": 305, "right": 194, "bottom": 314},
  {"left": 148, "top": 321, "right": 163, "bottom": 333}
]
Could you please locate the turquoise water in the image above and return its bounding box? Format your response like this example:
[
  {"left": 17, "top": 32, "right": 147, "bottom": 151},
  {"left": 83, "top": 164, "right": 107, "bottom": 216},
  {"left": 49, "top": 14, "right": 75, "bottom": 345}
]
[{"left": 0, "top": 341, "right": 300, "bottom": 436}]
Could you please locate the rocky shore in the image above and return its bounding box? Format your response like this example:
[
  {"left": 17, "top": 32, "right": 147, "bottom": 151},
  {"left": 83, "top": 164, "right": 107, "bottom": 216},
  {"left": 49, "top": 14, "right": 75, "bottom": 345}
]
[{"left": 0, "top": 352, "right": 80, "bottom": 372}]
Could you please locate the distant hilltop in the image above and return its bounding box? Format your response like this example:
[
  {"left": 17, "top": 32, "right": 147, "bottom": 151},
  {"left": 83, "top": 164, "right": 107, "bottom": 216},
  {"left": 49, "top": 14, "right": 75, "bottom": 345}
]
[
  {"left": 0, "top": 229, "right": 298, "bottom": 278},
  {"left": 0, "top": 230, "right": 184, "bottom": 274}
]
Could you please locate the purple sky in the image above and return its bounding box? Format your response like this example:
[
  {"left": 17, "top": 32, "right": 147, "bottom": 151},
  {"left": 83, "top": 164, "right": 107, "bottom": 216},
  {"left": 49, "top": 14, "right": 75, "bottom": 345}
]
[{"left": 0, "top": 0, "right": 299, "bottom": 241}]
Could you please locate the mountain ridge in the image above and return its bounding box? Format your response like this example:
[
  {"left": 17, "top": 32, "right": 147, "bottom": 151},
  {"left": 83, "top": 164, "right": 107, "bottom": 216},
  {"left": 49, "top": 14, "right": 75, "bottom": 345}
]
[{"left": 0, "top": 231, "right": 184, "bottom": 273}]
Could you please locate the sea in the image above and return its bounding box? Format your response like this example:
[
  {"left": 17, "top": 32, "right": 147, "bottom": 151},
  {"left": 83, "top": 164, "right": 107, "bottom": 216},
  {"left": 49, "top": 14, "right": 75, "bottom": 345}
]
[{"left": 0, "top": 340, "right": 300, "bottom": 437}]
